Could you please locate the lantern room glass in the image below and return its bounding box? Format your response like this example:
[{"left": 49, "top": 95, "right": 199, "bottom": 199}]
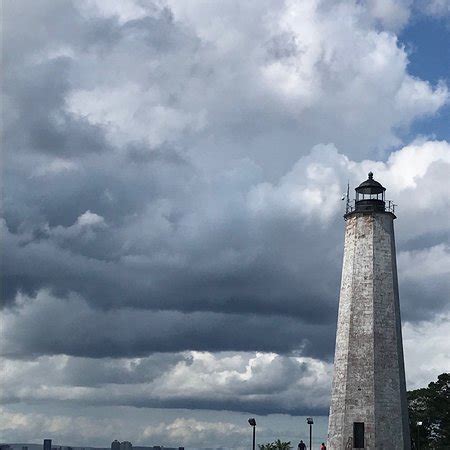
[{"left": 356, "top": 191, "right": 385, "bottom": 202}]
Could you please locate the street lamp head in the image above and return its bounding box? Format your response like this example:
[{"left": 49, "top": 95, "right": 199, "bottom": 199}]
[
  {"left": 307, "top": 417, "right": 314, "bottom": 425},
  {"left": 417, "top": 421, "right": 423, "bottom": 426},
  {"left": 248, "top": 418, "right": 256, "bottom": 427}
]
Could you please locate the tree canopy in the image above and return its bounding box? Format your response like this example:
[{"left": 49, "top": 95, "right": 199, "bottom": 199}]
[
  {"left": 258, "top": 440, "right": 293, "bottom": 450},
  {"left": 408, "top": 373, "right": 450, "bottom": 449}
]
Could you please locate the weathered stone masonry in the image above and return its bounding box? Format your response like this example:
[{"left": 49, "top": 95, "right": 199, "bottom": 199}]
[{"left": 327, "top": 174, "right": 410, "bottom": 450}]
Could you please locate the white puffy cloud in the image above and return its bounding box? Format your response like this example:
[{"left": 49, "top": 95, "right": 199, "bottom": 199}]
[
  {"left": 0, "top": 345, "right": 332, "bottom": 414},
  {"left": 66, "top": 84, "right": 206, "bottom": 148},
  {"left": 366, "top": 0, "right": 412, "bottom": 30},
  {"left": 75, "top": 210, "right": 106, "bottom": 227},
  {"left": 57, "top": 0, "right": 448, "bottom": 170},
  {"left": 403, "top": 314, "right": 450, "bottom": 389},
  {"left": 399, "top": 244, "right": 450, "bottom": 280},
  {"left": 142, "top": 418, "right": 247, "bottom": 448}
]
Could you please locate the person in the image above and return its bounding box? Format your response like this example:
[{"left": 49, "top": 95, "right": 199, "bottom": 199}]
[
  {"left": 320, "top": 443, "right": 327, "bottom": 450},
  {"left": 298, "top": 440, "right": 306, "bottom": 450}
]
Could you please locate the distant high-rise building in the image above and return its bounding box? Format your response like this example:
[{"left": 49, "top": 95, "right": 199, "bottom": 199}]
[
  {"left": 111, "top": 441, "right": 120, "bottom": 450},
  {"left": 43, "top": 439, "right": 52, "bottom": 450}
]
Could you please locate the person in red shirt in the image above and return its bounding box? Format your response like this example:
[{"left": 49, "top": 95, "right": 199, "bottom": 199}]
[{"left": 320, "top": 443, "right": 327, "bottom": 450}]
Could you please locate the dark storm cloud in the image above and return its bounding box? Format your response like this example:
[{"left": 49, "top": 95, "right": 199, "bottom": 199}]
[
  {"left": 62, "top": 353, "right": 185, "bottom": 387},
  {"left": 123, "top": 396, "right": 328, "bottom": 416},
  {"left": 401, "top": 276, "right": 450, "bottom": 322},
  {"left": 2, "top": 0, "right": 196, "bottom": 161},
  {"left": 4, "top": 57, "right": 107, "bottom": 158},
  {"left": 1, "top": 204, "right": 342, "bottom": 318},
  {"left": 1, "top": 290, "right": 335, "bottom": 360},
  {"left": 397, "top": 243, "right": 450, "bottom": 322}
]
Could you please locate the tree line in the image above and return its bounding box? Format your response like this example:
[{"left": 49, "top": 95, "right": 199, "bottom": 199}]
[{"left": 408, "top": 372, "right": 449, "bottom": 449}]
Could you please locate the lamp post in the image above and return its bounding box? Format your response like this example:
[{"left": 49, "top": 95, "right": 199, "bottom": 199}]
[
  {"left": 248, "top": 418, "right": 256, "bottom": 450},
  {"left": 307, "top": 418, "right": 314, "bottom": 450},
  {"left": 416, "top": 421, "right": 423, "bottom": 450}
]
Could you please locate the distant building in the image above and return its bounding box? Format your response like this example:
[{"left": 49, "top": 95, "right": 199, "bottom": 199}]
[
  {"left": 22, "top": 446, "right": 28, "bottom": 450},
  {"left": 120, "top": 442, "right": 132, "bottom": 450},
  {"left": 111, "top": 441, "right": 121, "bottom": 450},
  {"left": 43, "top": 440, "right": 52, "bottom": 450}
]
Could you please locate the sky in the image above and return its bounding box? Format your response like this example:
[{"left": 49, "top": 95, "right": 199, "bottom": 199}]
[{"left": 1, "top": 0, "right": 449, "bottom": 448}]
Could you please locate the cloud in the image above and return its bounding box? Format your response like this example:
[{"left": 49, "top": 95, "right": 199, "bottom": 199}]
[
  {"left": 142, "top": 418, "right": 248, "bottom": 448},
  {"left": 366, "top": 0, "right": 412, "bottom": 31},
  {"left": 416, "top": 0, "right": 450, "bottom": 17},
  {"left": 403, "top": 313, "right": 450, "bottom": 389},
  {"left": 5, "top": 0, "right": 446, "bottom": 175},
  {"left": 75, "top": 210, "right": 106, "bottom": 227},
  {"left": 0, "top": 312, "right": 447, "bottom": 421},
  {"left": 0, "top": 348, "right": 331, "bottom": 415},
  {"left": 32, "top": 158, "right": 79, "bottom": 177},
  {"left": 1, "top": 290, "right": 334, "bottom": 360},
  {"left": 3, "top": 141, "right": 449, "bottom": 320},
  {"left": 165, "top": 0, "right": 447, "bottom": 159},
  {"left": 2, "top": 140, "right": 449, "bottom": 368},
  {"left": 398, "top": 244, "right": 450, "bottom": 321},
  {"left": 66, "top": 83, "right": 206, "bottom": 148}
]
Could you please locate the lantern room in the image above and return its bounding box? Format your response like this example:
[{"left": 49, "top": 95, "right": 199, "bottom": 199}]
[{"left": 354, "top": 172, "right": 386, "bottom": 213}]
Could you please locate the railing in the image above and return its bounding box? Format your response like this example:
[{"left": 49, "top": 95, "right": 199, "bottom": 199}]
[
  {"left": 345, "top": 200, "right": 396, "bottom": 214},
  {"left": 385, "top": 200, "right": 396, "bottom": 213},
  {"left": 346, "top": 201, "right": 355, "bottom": 214}
]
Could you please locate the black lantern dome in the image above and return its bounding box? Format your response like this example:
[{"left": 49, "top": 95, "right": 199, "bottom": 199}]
[{"left": 354, "top": 172, "right": 386, "bottom": 213}]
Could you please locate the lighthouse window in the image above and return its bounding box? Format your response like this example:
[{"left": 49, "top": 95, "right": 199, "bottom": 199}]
[{"left": 353, "top": 422, "right": 365, "bottom": 448}]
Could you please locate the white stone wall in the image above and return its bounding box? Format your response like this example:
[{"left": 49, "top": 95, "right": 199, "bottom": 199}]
[{"left": 327, "top": 212, "right": 410, "bottom": 449}]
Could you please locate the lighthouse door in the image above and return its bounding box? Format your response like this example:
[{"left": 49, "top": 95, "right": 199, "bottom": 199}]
[{"left": 353, "top": 422, "right": 365, "bottom": 448}]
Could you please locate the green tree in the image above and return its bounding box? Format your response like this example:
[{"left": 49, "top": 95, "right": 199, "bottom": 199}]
[
  {"left": 273, "top": 440, "right": 293, "bottom": 450},
  {"left": 408, "top": 373, "right": 450, "bottom": 449},
  {"left": 258, "top": 444, "right": 275, "bottom": 450},
  {"left": 258, "top": 440, "right": 292, "bottom": 450}
]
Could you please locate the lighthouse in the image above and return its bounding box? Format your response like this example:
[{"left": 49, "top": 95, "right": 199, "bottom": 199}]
[{"left": 327, "top": 173, "right": 410, "bottom": 449}]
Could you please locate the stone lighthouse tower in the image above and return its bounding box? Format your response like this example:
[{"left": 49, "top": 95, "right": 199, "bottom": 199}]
[{"left": 327, "top": 173, "right": 410, "bottom": 449}]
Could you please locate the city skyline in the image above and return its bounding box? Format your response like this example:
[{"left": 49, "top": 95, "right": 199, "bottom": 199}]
[
  {"left": 2, "top": 441, "right": 185, "bottom": 450},
  {"left": 1, "top": 0, "right": 449, "bottom": 448}
]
